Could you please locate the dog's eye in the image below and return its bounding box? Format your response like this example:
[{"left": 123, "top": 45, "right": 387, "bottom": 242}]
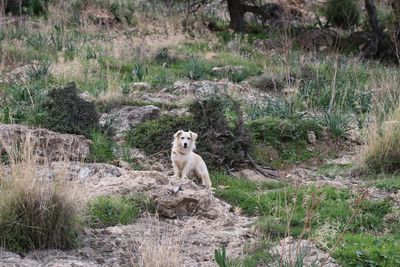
[
  {"left": 188, "top": 138, "right": 191, "bottom": 140},
  {"left": 181, "top": 137, "right": 184, "bottom": 139}
]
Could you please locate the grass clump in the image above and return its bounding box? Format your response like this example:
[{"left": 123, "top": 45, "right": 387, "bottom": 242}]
[
  {"left": 88, "top": 130, "right": 115, "bottom": 163},
  {"left": 43, "top": 82, "right": 99, "bottom": 137},
  {"left": 87, "top": 194, "right": 154, "bottom": 228},
  {"left": 358, "top": 107, "right": 400, "bottom": 174},
  {"left": 183, "top": 56, "right": 211, "bottom": 80},
  {"left": 0, "top": 143, "right": 81, "bottom": 253}
]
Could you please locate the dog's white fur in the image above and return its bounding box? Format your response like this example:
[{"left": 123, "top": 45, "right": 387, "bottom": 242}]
[{"left": 171, "top": 130, "right": 211, "bottom": 188}]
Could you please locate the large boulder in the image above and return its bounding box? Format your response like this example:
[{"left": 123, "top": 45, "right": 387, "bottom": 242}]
[
  {"left": 99, "top": 105, "right": 160, "bottom": 141},
  {"left": 0, "top": 123, "right": 91, "bottom": 161}
]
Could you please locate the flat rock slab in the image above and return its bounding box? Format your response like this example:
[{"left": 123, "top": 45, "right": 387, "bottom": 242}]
[{"left": 0, "top": 123, "right": 91, "bottom": 161}]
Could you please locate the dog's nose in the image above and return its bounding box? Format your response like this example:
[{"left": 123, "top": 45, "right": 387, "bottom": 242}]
[{"left": 183, "top": 143, "right": 187, "bottom": 148}]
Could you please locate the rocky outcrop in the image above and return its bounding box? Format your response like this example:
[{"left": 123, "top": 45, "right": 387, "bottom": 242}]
[
  {"left": 172, "top": 80, "right": 274, "bottom": 104},
  {"left": 0, "top": 123, "right": 91, "bottom": 161},
  {"left": 1, "top": 161, "right": 254, "bottom": 267},
  {"left": 99, "top": 105, "right": 160, "bottom": 141}
]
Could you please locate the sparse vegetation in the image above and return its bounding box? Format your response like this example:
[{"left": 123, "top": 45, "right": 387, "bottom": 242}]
[{"left": 2, "top": 0, "right": 400, "bottom": 264}]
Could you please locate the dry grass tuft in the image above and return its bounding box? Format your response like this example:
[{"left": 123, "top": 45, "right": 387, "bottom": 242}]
[
  {"left": 132, "top": 217, "right": 182, "bottom": 267},
  {"left": 0, "top": 137, "right": 81, "bottom": 252}
]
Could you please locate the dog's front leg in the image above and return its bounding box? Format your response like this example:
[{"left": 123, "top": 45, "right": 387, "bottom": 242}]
[
  {"left": 172, "top": 163, "right": 181, "bottom": 178},
  {"left": 181, "top": 165, "right": 191, "bottom": 179}
]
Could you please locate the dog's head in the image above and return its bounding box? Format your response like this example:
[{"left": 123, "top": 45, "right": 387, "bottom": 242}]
[{"left": 173, "top": 130, "right": 198, "bottom": 151}]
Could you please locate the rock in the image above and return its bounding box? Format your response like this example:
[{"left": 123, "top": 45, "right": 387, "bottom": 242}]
[
  {"left": 162, "top": 108, "right": 190, "bottom": 117},
  {"left": 232, "top": 168, "right": 280, "bottom": 183},
  {"left": 346, "top": 129, "right": 363, "bottom": 145},
  {"left": 150, "top": 162, "right": 164, "bottom": 172},
  {"left": 131, "top": 82, "right": 151, "bottom": 91},
  {"left": 307, "top": 131, "right": 317, "bottom": 144},
  {"left": 1, "top": 161, "right": 255, "bottom": 267},
  {"left": 0, "top": 123, "right": 91, "bottom": 161},
  {"left": 282, "top": 87, "right": 299, "bottom": 99},
  {"left": 79, "top": 92, "right": 95, "bottom": 102},
  {"left": 205, "top": 52, "right": 218, "bottom": 60},
  {"left": 172, "top": 80, "right": 274, "bottom": 105},
  {"left": 211, "top": 65, "right": 245, "bottom": 76},
  {"left": 247, "top": 73, "right": 284, "bottom": 92},
  {"left": 99, "top": 105, "right": 160, "bottom": 141},
  {"left": 270, "top": 237, "right": 340, "bottom": 267},
  {"left": 1, "top": 63, "right": 37, "bottom": 84}
]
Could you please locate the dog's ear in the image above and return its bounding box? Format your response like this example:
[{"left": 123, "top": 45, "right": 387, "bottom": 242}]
[
  {"left": 189, "top": 131, "right": 198, "bottom": 141},
  {"left": 174, "top": 130, "right": 184, "bottom": 139}
]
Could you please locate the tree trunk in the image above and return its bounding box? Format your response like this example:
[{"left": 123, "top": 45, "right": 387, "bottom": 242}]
[
  {"left": 361, "top": 0, "right": 385, "bottom": 58},
  {"left": 227, "top": 0, "right": 245, "bottom": 32}
]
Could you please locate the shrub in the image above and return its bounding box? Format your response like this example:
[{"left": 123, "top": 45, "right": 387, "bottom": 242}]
[
  {"left": 43, "top": 82, "right": 99, "bottom": 137},
  {"left": 325, "top": 0, "right": 360, "bottom": 29},
  {"left": 128, "top": 95, "right": 251, "bottom": 168},
  {"left": 127, "top": 115, "right": 195, "bottom": 154},
  {"left": 247, "top": 117, "right": 322, "bottom": 144},
  {"left": 87, "top": 194, "right": 154, "bottom": 228},
  {"left": 0, "top": 144, "right": 80, "bottom": 253}
]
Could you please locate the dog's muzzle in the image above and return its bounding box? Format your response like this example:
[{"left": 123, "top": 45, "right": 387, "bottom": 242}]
[{"left": 183, "top": 143, "right": 188, "bottom": 148}]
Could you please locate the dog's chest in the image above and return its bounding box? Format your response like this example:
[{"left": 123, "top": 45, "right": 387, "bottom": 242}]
[{"left": 172, "top": 152, "right": 189, "bottom": 170}]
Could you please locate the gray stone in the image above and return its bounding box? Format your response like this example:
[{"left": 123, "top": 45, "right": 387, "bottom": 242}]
[
  {"left": 99, "top": 105, "right": 160, "bottom": 141},
  {"left": 0, "top": 123, "right": 91, "bottom": 161}
]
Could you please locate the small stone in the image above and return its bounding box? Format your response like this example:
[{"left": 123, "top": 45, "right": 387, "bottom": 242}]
[
  {"left": 150, "top": 162, "right": 164, "bottom": 172},
  {"left": 131, "top": 82, "right": 151, "bottom": 91},
  {"left": 307, "top": 131, "right": 317, "bottom": 144}
]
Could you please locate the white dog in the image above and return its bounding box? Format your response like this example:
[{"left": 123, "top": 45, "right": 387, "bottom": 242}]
[{"left": 171, "top": 130, "right": 212, "bottom": 188}]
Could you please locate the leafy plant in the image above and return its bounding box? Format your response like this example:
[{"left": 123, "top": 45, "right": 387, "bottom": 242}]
[
  {"left": 27, "top": 60, "right": 51, "bottom": 81},
  {"left": 324, "top": 112, "right": 351, "bottom": 139},
  {"left": 26, "top": 32, "right": 48, "bottom": 50},
  {"left": 183, "top": 56, "right": 210, "bottom": 80},
  {"left": 133, "top": 63, "right": 148, "bottom": 82}
]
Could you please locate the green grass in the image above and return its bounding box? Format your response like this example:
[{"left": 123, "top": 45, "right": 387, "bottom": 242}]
[
  {"left": 369, "top": 178, "right": 400, "bottom": 192},
  {"left": 212, "top": 172, "right": 392, "bottom": 238},
  {"left": 87, "top": 194, "right": 154, "bottom": 228},
  {"left": 88, "top": 130, "right": 116, "bottom": 163},
  {"left": 333, "top": 233, "right": 400, "bottom": 267}
]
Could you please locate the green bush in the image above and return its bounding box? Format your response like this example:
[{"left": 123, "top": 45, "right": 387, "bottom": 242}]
[
  {"left": 128, "top": 95, "right": 251, "bottom": 168},
  {"left": 127, "top": 114, "right": 195, "bottom": 154},
  {"left": 325, "top": 0, "right": 360, "bottom": 29},
  {"left": 43, "top": 82, "right": 99, "bottom": 137},
  {"left": 247, "top": 117, "right": 322, "bottom": 144},
  {"left": 87, "top": 194, "right": 154, "bottom": 228}
]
